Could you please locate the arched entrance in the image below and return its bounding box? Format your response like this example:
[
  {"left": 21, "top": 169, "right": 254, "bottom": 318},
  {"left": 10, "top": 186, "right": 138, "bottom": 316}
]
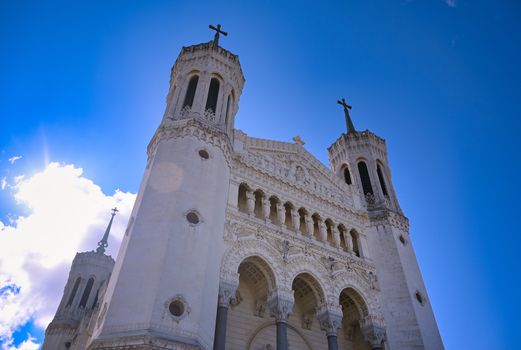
[
  {"left": 225, "top": 256, "right": 278, "bottom": 349},
  {"left": 337, "top": 288, "right": 372, "bottom": 350}
]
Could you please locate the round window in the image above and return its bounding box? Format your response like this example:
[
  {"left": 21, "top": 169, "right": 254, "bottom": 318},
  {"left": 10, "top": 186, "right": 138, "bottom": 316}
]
[
  {"left": 169, "top": 300, "right": 185, "bottom": 317},
  {"left": 186, "top": 212, "right": 200, "bottom": 225},
  {"left": 198, "top": 149, "right": 209, "bottom": 159}
]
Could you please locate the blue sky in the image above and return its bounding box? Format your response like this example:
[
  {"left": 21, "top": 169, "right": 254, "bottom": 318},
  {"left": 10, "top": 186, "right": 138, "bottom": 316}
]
[{"left": 1, "top": 0, "right": 520, "bottom": 349}]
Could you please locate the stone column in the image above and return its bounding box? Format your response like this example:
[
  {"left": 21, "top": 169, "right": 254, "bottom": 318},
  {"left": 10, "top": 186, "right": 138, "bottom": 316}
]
[
  {"left": 291, "top": 207, "right": 299, "bottom": 232},
  {"left": 317, "top": 305, "right": 343, "bottom": 350},
  {"left": 213, "top": 282, "right": 238, "bottom": 350},
  {"left": 359, "top": 316, "right": 386, "bottom": 350},
  {"left": 262, "top": 197, "right": 270, "bottom": 223},
  {"left": 246, "top": 190, "right": 255, "bottom": 216},
  {"left": 331, "top": 225, "right": 340, "bottom": 248},
  {"left": 319, "top": 221, "right": 327, "bottom": 242},
  {"left": 305, "top": 213, "right": 313, "bottom": 237},
  {"left": 268, "top": 290, "right": 294, "bottom": 350},
  {"left": 276, "top": 201, "right": 285, "bottom": 226}
]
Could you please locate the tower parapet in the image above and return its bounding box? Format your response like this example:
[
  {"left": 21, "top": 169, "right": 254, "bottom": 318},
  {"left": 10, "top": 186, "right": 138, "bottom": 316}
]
[
  {"left": 42, "top": 211, "right": 117, "bottom": 350},
  {"left": 161, "top": 41, "right": 245, "bottom": 136}
]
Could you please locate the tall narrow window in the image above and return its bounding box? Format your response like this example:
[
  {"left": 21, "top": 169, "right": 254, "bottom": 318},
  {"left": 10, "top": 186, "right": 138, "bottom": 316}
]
[
  {"left": 343, "top": 166, "right": 352, "bottom": 185},
  {"left": 205, "top": 78, "right": 220, "bottom": 113},
  {"left": 66, "top": 277, "right": 81, "bottom": 307},
  {"left": 183, "top": 75, "right": 199, "bottom": 108},
  {"left": 358, "top": 161, "right": 373, "bottom": 195},
  {"left": 377, "top": 164, "right": 389, "bottom": 196},
  {"left": 350, "top": 230, "right": 361, "bottom": 257},
  {"left": 79, "top": 277, "right": 94, "bottom": 308}
]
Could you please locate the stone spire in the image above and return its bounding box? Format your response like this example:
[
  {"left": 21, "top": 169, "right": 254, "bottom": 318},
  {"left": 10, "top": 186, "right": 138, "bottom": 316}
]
[
  {"left": 96, "top": 207, "right": 118, "bottom": 254},
  {"left": 337, "top": 98, "right": 356, "bottom": 133}
]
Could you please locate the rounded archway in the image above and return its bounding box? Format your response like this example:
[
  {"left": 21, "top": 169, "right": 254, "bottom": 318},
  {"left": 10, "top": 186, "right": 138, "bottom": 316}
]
[
  {"left": 337, "top": 287, "right": 372, "bottom": 350},
  {"left": 225, "top": 255, "right": 277, "bottom": 349}
]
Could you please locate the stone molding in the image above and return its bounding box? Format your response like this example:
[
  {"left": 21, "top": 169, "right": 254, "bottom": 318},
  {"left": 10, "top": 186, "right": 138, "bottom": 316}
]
[{"left": 147, "top": 119, "right": 232, "bottom": 167}]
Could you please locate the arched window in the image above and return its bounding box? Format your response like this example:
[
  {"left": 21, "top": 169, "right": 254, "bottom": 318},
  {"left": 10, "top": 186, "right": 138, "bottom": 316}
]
[
  {"left": 343, "top": 166, "right": 352, "bottom": 185},
  {"left": 338, "top": 225, "right": 348, "bottom": 251},
  {"left": 79, "top": 277, "right": 94, "bottom": 308},
  {"left": 183, "top": 75, "right": 199, "bottom": 108},
  {"left": 238, "top": 183, "right": 249, "bottom": 213},
  {"left": 350, "top": 230, "right": 361, "bottom": 257},
  {"left": 205, "top": 78, "right": 220, "bottom": 113},
  {"left": 253, "top": 190, "right": 264, "bottom": 219},
  {"left": 377, "top": 164, "right": 389, "bottom": 196},
  {"left": 358, "top": 161, "right": 373, "bottom": 195},
  {"left": 284, "top": 202, "right": 293, "bottom": 229},
  {"left": 66, "top": 277, "right": 81, "bottom": 307},
  {"left": 269, "top": 196, "right": 279, "bottom": 224},
  {"left": 312, "top": 214, "right": 321, "bottom": 241},
  {"left": 298, "top": 208, "right": 308, "bottom": 234},
  {"left": 325, "top": 219, "right": 335, "bottom": 246}
]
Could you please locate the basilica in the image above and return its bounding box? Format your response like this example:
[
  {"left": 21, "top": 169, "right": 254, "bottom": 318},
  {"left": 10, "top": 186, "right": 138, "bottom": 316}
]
[{"left": 42, "top": 26, "right": 443, "bottom": 350}]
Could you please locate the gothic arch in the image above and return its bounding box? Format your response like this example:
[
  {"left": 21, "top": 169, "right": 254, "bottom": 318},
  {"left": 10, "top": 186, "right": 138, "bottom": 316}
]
[{"left": 220, "top": 239, "right": 283, "bottom": 288}]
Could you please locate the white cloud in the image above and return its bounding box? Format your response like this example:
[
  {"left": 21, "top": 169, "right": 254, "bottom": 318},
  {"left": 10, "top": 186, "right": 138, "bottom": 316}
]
[
  {"left": 1, "top": 334, "right": 40, "bottom": 350},
  {"left": 0, "top": 162, "right": 136, "bottom": 347},
  {"left": 1, "top": 177, "right": 5, "bottom": 191},
  {"left": 7, "top": 156, "right": 22, "bottom": 165}
]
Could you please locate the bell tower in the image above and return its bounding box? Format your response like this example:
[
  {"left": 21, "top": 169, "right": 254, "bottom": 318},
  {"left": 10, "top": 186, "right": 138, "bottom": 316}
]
[
  {"left": 328, "top": 101, "right": 443, "bottom": 349},
  {"left": 90, "top": 26, "right": 244, "bottom": 350}
]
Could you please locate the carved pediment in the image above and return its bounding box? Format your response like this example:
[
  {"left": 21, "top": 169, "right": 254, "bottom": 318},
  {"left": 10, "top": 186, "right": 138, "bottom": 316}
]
[{"left": 238, "top": 143, "right": 354, "bottom": 207}]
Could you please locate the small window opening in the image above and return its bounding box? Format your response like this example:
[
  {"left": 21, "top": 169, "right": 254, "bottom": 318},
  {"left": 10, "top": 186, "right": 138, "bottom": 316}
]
[
  {"left": 284, "top": 202, "right": 293, "bottom": 229},
  {"left": 205, "top": 78, "right": 220, "bottom": 113},
  {"left": 186, "top": 212, "right": 200, "bottom": 225},
  {"left": 79, "top": 277, "right": 94, "bottom": 308},
  {"left": 338, "top": 225, "right": 347, "bottom": 251},
  {"left": 238, "top": 184, "right": 249, "bottom": 213},
  {"left": 169, "top": 300, "right": 185, "bottom": 316},
  {"left": 298, "top": 208, "right": 307, "bottom": 234},
  {"left": 343, "top": 166, "right": 352, "bottom": 185},
  {"left": 377, "top": 164, "right": 389, "bottom": 196},
  {"left": 66, "top": 277, "right": 81, "bottom": 307},
  {"left": 399, "top": 235, "right": 407, "bottom": 246},
  {"left": 253, "top": 190, "right": 264, "bottom": 219},
  {"left": 312, "top": 214, "right": 321, "bottom": 240},
  {"left": 358, "top": 161, "right": 373, "bottom": 195},
  {"left": 325, "top": 220, "right": 335, "bottom": 246},
  {"left": 350, "top": 230, "right": 361, "bottom": 257},
  {"left": 269, "top": 197, "right": 279, "bottom": 224},
  {"left": 415, "top": 291, "right": 425, "bottom": 305},
  {"left": 183, "top": 75, "right": 199, "bottom": 108},
  {"left": 198, "top": 149, "right": 209, "bottom": 159}
]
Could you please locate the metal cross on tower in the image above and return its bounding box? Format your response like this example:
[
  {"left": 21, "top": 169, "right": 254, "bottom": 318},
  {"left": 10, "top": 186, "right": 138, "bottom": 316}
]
[
  {"left": 337, "top": 98, "right": 356, "bottom": 133},
  {"left": 209, "top": 24, "right": 228, "bottom": 46},
  {"left": 96, "top": 207, "right": 119, "bottom": 254}
]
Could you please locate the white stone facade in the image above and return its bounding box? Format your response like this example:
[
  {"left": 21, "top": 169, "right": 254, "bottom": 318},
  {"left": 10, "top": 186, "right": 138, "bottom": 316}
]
[{"left": 43, "top": 38, "right": 443, "bottom": 350}]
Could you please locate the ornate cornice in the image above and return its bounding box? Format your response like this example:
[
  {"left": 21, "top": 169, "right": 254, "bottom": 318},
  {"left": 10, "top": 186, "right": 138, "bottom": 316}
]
[{"left": 147, "top": 118, "right": 232, "bottom": 167}]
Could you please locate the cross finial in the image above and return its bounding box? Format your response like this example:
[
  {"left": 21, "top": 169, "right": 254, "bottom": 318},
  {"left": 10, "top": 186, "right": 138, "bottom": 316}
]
[
  {"left": 337, "top": 98, "right": 356, "bottom": 133},
  {"left": 209, "top": 24, "right": 228, "bottom": 46},
  {"left": 96, "top": 207, "right": 118, "bottom": 254}
]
